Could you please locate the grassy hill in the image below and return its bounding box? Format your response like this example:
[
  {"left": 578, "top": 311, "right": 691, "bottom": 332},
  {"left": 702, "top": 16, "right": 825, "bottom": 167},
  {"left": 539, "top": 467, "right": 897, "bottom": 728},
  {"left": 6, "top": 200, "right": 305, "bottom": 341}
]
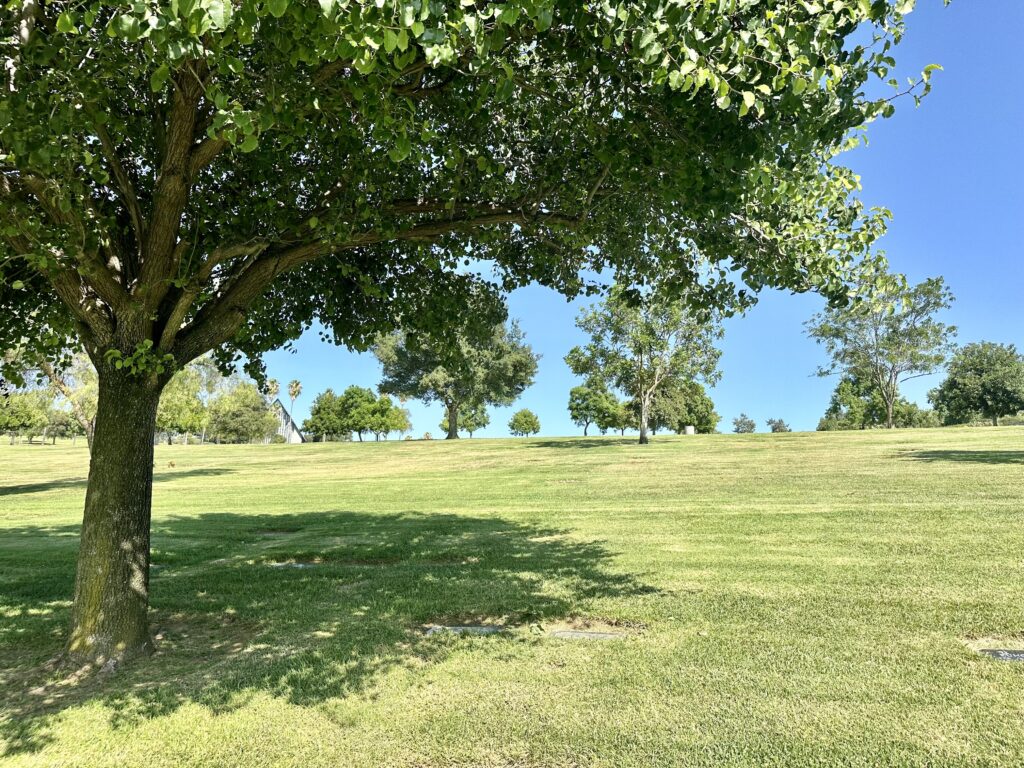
[{"left": 2, "top": 428, "right": 1023, "bottom": 766}]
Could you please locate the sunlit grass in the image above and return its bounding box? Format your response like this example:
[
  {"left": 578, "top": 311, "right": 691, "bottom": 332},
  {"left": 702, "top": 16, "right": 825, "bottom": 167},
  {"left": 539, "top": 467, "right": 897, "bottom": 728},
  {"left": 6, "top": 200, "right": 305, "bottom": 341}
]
[{"left": 1, "top": 428, "right": 1023, "bottom": 766}]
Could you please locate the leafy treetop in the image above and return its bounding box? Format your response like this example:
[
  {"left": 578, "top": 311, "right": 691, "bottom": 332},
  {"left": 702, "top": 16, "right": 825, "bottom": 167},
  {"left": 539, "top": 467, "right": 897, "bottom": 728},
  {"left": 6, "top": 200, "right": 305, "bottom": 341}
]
[{"left": 1, "top": 0, "right": 937, "bottom": 385}]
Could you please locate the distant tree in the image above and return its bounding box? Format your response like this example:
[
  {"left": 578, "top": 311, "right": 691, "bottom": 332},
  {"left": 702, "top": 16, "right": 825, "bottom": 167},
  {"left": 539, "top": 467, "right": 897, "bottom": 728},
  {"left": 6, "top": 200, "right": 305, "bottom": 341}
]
[
  {"left": 929, "top": 342, "right": 1024, "bottom": 426},
  {"left": 817, "top": 374, "right": 940, "bottom": 430},
  {"left": 303, "top": 389, "right": 344, "bottom": 442},
  {"left": 509, "top": 409, "right": 541, "bottom": 437},
  {"left": 45, "top": 408, "right": 80, "bottom": 444},
  {"left": 266, "top": 379, "right": 280, "bottom": 401},
  {"left": 766, "top": 418, "right": 791, "bottom": 433},
  {"left": 367, "top": 395, "right": 411, "bottom": 441},
  {"left": 156, "top": 367, "right": 206, "bottom": 444},
  {"left": 207, "top": 384, "right": 278, "bottom": 444},
  {"left": 0, "top": 389, "right": 49, "bottom": 443},
  {"left": 566, "top": 288, "right": 722, "bottom": 444},
  {"left": 568, "top": 385, "right": 610, "bottom": 437},
  {"left": 376, "top": 322, "right": 538, "bottom": 440},
  {"left": 287, "top": 380, "right": 303, "bottom": 417},
  {"left": 807, "top": 272, "right": 956, "bottom": 429},
  {"left": 732, "top": 414, "right": 756, "bottom": 434},
  {"left": 629, "top": 378, "right": 719, "bottom": 435},
  {"left": 591, "top": 392, "right": 630, "bottom": 436},
  {"left": 37, "top": 353, "right": 97, "bottom": 450},
  {"left": 337, "top": 385, "right": 379, "bottom": 442},
  {"left": 439, "top": 402, "right": 489, "bottom": 438}
]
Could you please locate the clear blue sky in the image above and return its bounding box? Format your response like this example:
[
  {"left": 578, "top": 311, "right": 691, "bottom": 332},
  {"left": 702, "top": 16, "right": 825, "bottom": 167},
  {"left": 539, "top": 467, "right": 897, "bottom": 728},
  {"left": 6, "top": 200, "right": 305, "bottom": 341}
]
[{"left": 265, "top": 1, "right": 1024, "bottom": 436}]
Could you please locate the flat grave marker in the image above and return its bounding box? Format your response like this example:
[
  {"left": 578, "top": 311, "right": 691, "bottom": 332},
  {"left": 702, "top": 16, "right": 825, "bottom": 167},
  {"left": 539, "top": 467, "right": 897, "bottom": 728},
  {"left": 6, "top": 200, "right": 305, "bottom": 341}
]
[{"left": 978, "top": 649, "right": 1024, "bottom": 662}]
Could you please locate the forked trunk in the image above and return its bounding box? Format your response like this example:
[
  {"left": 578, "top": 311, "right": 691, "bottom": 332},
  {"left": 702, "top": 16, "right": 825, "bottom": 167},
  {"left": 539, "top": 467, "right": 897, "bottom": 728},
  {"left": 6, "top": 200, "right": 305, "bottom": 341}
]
[
  {"left": 66, "top": 366, "right": 163, "bottom": 668},
  {"left": 446, "top": 401, "right": 459, "bottom": 439}
]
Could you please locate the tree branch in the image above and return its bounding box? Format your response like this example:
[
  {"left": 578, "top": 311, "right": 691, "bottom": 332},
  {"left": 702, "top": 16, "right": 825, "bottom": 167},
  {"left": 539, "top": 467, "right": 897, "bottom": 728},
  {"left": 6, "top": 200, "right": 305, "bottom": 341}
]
[
  {"left": 90, "top": 113, "right": 145, "bottom": 255},
  {"left": 171, "top": 208, "right": 581, "bottom": 363}
]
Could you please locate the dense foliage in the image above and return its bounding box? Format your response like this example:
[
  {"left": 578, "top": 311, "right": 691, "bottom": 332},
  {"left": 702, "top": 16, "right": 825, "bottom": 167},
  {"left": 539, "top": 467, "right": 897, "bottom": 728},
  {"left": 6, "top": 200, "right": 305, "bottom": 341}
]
[
  {"left": 929, "top": 342, "right": 1024, "bottom": 426},
  {"left": 207, "top": 382, "right": 277, "bottom": 443},
  {"left": 628, "top": 377, "right": 719, "bottom": 435},
  {"left": 0, "top": 0, "right": 939, "bottom": 666},
  {"left": 508, "top": 408, "right": 540, "bottom": 437}
]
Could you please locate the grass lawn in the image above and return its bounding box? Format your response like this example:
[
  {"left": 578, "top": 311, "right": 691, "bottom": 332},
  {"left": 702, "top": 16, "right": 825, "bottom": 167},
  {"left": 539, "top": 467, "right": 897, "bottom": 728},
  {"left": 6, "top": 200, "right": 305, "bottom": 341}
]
[{"left": 2, "top": 428, "right": 1023, "bottom": 766}]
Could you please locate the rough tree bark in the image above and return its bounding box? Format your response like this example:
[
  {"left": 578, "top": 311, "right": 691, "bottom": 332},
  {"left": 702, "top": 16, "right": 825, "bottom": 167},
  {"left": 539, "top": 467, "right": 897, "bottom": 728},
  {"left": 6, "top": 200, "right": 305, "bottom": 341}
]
[
  {"left": 66, "top": 364, "right": 165, "bottom": 668},
  {"left": 445, "top": 401, "right": 459, "bottom": 439}
]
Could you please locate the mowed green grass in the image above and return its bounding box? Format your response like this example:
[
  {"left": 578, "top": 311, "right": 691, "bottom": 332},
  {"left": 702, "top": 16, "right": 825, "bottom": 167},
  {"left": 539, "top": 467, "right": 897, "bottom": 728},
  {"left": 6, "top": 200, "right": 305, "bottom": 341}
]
[{"left": 1, "top": 429, "right": 1023, "bottom": 767}]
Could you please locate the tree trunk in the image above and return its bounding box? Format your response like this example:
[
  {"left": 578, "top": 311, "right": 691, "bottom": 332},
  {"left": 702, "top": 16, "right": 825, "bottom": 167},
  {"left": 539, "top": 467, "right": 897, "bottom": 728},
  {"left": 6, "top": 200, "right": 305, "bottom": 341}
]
[
  {"left": 446, "top": 401, "right": 459, "bottom": 439},
  {"left": 66, "top": 367, "right": 163, "bottom": 668},
  {"left": 992, "top": 414, "right": 999, "bottom": 427},
  {"left": 583, "top": 423, "right": 589, "bottom": 437},
  {"left": 638, "top": 397, "right": 650, "bottom": 445}
]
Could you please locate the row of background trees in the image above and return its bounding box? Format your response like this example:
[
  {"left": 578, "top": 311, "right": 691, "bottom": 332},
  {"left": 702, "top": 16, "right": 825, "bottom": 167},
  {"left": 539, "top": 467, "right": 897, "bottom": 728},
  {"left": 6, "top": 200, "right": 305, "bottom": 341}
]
[{"left": 0, "top": 352, "right": 304, "bottom": 446}]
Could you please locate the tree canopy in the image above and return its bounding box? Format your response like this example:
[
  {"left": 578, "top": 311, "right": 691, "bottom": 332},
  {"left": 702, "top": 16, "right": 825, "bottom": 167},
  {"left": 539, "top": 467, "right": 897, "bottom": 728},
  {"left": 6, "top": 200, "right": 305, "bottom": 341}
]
[
  {"left": 508, "top": 408, "right": 540, "bottom": 437},
  {"left": 929, "top": 342, "right": 1024, "bottom": 426},
  {"left": 807, "top": 272, "right": 956, "bottom": 429},
  {"left": 207, "top": 382, "right": 277, "bottom": 443},
  {"left": 376, "top": 321, "right": 537, "bottom": 438},
  {"left": 732, "top": 413, "right": 755, "bottom": 433}
]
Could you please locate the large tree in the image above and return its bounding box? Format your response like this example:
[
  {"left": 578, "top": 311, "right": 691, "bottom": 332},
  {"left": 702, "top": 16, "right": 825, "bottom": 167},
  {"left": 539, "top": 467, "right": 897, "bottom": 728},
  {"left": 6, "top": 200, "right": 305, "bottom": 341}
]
[
  {"left": 929, "top": 342, "right": 1024, "bottom": 426},
  {"left": 0, "top": 0, "right": 929, "bottom": 666},
  {"left": 376, "top": 322, "right": 537, "bottom": 439},
  {"left": 628, "top": 377, "right": 719, "bottom": 435},
  {"left": 566, "top": 288, "right": 721, "bottom": 444},
  {"left": 807, "top": 273, "right": 956, "bottom": 429}
]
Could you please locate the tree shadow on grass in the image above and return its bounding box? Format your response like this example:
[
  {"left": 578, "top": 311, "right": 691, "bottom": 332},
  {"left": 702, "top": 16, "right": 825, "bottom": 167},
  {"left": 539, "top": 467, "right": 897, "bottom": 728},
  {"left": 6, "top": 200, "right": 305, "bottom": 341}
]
[
  {"left": 0, "top": 510, "right": 655, "bottom": 756},
  {"left": 529, "top": 437, "right": 639, "bottom": 449},
  {"left": 900, "top": 450, "right": 1024, "bottom": 465},
  {"left": 0, "top": 467, "right": 236, "bottom": 497}
]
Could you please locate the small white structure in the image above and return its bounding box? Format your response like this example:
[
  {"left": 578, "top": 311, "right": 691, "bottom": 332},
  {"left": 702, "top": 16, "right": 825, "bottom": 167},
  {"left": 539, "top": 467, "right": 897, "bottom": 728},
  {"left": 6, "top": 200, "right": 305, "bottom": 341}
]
[
  {"left": 272, "top": 399, "right": 305, "bottom": 444},
  {"left": 683, "top": 425, "right": 696, "bottom": 435}
]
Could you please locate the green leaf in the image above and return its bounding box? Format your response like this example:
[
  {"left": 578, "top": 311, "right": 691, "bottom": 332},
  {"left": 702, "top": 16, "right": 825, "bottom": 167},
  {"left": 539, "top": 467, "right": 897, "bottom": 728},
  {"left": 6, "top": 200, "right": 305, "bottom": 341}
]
[
  {"left": 267, "top": 0, "right": 288, "bottom": 19},
  {"left": 205, "top": 0, "right": 232, "bottom": 29},
  {"left": 239, "top": 133, "right": 259, "bottom": 153},
  {"left": 149, "top": 63, "right": 170, "bottom": 93},
  {"left": 56, "top": 12, "right": 76, "bottom": 34}
]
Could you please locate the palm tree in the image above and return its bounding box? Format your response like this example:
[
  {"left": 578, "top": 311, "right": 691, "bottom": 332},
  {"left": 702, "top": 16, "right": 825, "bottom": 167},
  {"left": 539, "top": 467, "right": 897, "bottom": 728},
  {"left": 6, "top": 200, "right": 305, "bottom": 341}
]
[
  {"left": 266, "top": 379, "right": 280, "bottom": 402},
  {"left": 288, "top": 380, "right": 302, "bottom": 416}
]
